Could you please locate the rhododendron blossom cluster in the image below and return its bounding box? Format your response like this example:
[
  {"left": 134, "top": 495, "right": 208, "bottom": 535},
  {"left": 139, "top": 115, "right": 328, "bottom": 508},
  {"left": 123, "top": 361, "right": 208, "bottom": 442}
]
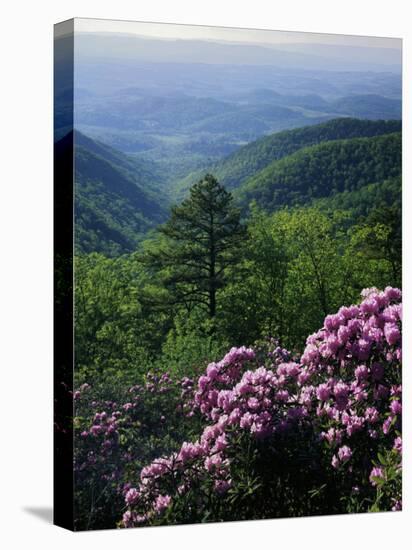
[
  {"left": 121, "top": 287, "right": 402, "bottom": 526},
  {"left": 73, "top": 368, "right": 198, "bottom": 529}
]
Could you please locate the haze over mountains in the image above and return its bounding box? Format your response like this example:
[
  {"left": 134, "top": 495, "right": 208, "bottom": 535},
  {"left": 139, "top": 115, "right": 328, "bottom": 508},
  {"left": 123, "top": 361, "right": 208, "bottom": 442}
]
[
  {"left": 60, "top": 32, "right": 400, "bottom": 186},
  {"left": 74, "top": 32, "right": 401, "bottom": 73},
  {"left": 54, "top": 28, "right": 402, "bottom": 255}
]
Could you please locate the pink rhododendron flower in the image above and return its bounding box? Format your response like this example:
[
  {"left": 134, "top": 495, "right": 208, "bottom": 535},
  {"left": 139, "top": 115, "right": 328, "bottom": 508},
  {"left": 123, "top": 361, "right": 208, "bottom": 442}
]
[
  {"left": 154, "top": 494, "right": 171, "bottom": 513},
  {"left": 393, "top": 436, "right": 402, "bottom": 454},
  {"left": 316, "top": 383, "right": 331, "bottom": 401},
  {"left": 390, "top": 400, "right": 402, "bottom": 415},
  {"left": 125, "top": 488, "right": 140, "bottom": 506},
  {"left": 116, "top": 288, "right": 402, "bottom": 527},
  {"left": 331, "top": 455, "right": 340, "bottom": 469},
  {"left": 338, "top": 445, "right": 352, "bottom": 462},
  {"left": 384, "top": 323, "right": 400, "bottom": 346}
]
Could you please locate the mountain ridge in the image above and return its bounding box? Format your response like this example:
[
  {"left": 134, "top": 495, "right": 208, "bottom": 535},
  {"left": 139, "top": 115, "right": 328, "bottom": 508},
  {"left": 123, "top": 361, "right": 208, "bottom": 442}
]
[
  {"left": 68, "top": 130, "right": 167, "bottom": 255},
  {"left": 237, "top": 131, "right": 402, "bottom": 212},
  {"left": 175, "top": 118, "right": 402, "bottom": 197}
]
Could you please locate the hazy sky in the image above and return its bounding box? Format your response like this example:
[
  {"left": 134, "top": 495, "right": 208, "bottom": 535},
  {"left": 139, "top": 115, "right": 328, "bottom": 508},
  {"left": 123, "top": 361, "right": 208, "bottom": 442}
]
[{"left": 63, "top": 17, "right": 401, "bottom": 49}]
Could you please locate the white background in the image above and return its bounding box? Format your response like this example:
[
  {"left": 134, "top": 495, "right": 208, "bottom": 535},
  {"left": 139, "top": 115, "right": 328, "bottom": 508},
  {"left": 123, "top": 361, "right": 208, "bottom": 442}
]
[{"left": 0, "top": 0, "right": 410, "bottom": 548}]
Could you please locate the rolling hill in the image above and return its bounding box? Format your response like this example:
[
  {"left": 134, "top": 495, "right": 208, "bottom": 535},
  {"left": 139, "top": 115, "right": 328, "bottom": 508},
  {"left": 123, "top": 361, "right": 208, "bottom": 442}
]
[
  {"left": 61, "top": 118, "right": 402, "bottom": 257},
  {"left": 330, "top": 94, "right": 402, "bottom": 120},
  {"left": 237, "top": 131, "right": 401, "bottom": 212},
  {"left": 70, "top": 131, "right": 167, "bottom": 255},
  {"left": 176, "top": 118, "right": 402, "bottom": 196}
]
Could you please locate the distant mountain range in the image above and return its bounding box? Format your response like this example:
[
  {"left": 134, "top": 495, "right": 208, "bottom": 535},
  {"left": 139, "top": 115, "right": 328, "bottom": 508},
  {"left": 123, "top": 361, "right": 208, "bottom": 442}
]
[
  {"left": 72, "top": 88, "right": 401, "bottom": 187},
  {"left": 75, "top": 90, "right": 401, "bottom": 136},
  {"left": 51, "top": 30, "right": 403, "bottom": 193},
  {"left": 75, "top": 33, "right": 401, "bottom": 73}
]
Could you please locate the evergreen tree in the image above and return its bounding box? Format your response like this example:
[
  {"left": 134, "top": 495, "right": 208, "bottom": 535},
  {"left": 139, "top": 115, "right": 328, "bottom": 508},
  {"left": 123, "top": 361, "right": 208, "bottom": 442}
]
[
  {"left": 145, "top": 174, "right": 245, "bottom": 318},
  {"left": 355, "top": 204, "right": 402, "bottom": 287}
]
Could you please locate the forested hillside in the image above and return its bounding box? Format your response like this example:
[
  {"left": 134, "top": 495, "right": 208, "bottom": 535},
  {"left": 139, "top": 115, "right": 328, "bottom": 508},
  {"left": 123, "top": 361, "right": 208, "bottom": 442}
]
[
  {"left": 176, "top": 118, "right": 401, "bottom": 195},
  {"left": 72, "top": 131, "right": 167, "bottom": 255},
  {"left": 314, "top": 175, "right": 401, "bottom": 218},
  {"left": 70, "top": 119, "right": 402, "bottom": 256},
  {"left": 237, "top": 131, "right": 401, "bottom": 211}
]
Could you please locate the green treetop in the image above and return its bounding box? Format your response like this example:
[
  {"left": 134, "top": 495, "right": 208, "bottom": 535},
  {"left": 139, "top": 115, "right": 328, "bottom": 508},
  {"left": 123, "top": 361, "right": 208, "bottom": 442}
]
[{"left": 145, "top": 174, "right": 245, "bottom": 318}]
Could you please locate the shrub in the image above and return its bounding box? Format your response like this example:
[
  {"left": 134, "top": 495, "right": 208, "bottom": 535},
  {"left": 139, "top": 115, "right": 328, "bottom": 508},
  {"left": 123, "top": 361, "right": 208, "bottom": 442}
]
[{"left": 121, "top": 287, "right": 402, "bottom": 526}]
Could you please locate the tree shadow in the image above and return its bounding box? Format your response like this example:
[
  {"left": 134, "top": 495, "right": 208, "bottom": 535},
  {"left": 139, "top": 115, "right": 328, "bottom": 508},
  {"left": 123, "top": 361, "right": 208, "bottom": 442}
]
[{"left": 23, "top": 506, "right": 53, "bottom": 524}]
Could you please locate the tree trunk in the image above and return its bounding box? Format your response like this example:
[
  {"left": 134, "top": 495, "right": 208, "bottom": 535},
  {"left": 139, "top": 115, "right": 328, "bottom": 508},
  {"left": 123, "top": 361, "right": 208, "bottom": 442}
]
[
  {"left": 209, "top": 211, "right": 216, "bottom": 318},
  {"left": 209, "top": 284, "right": 216, "bottom": 318}
]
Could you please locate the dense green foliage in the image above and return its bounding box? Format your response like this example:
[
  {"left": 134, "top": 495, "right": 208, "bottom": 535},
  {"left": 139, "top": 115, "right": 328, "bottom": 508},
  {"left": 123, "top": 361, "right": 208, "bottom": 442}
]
[
  {"left": 177, "top": 118, "right": 401, "bottom": 195},
  {"left": 238, "top": 132, "right": 401, "bottom": 212},
  {"left": 73, "top": 118, "right": 402, "bottom": 370},
  {"left": 221, "top": 202, "right": 400, "bottom": 348},
  {"left": 314, "top": 175, "right": 401, "bottom": 218},
  {"left": 75, "top": 180, "right": 401, "bottom": 376},
  {"left": 73, "top": 132, "right": 167, "bottom": 256}
]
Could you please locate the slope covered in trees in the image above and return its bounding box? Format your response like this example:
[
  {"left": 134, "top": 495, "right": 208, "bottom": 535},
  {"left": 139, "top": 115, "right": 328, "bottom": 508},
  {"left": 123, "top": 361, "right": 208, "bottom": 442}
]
[
  {"left": 237, "top": 131, "right": 401, "bottom": 212},
  {"left": 314, "top": 175, "right": 401, "bottom": 219},
  {"left": 70, "top": 119, "right": 402, "bottom": 259},
  {"left": 176, "top": 118, "right": 401, "bottom": 196},
  {"left": 72, "top": 131, "right": 167, "bottom": 255},
  {"left": 75, "top": 131, "right": 165, "bottom": 187}
]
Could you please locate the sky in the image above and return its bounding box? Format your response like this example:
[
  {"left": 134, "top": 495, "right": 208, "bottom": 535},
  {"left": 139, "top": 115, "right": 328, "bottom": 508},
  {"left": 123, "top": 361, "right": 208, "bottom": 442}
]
[{"left": 54, "top": 17, "right": 401, "bottom": 50}]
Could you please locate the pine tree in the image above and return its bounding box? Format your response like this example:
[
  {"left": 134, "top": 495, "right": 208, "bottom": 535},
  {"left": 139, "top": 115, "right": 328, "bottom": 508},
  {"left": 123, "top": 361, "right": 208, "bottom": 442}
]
[{"left": 146, "top": 174, "right": 245, "bottom": 318}]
